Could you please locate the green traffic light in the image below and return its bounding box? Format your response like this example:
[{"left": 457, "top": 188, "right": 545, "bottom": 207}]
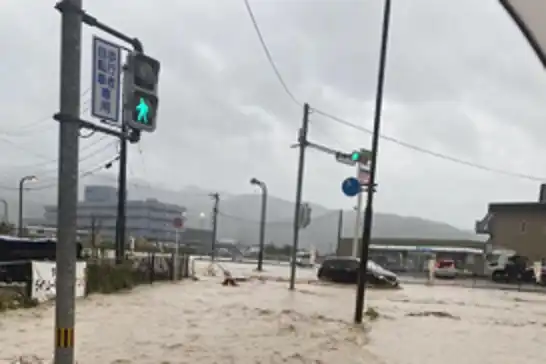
[
  {"left": 351, "top": 152, "right": 360, "bottom": 161},
  {"left": 136, "top": 97, "right": 150, "bottom": 124}
]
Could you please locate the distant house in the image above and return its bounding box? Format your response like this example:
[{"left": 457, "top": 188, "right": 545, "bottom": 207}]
[{"left": 475, "top": 184, "right": 546, "bottom": 261}]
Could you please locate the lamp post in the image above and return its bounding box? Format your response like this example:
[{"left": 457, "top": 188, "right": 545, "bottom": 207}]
[
  {"left": 18, "top": 175, "right": 37, "bottom": 237},
  {"left": 198, "top": 212, "right": 206, "bottom": 230},
  {"left": 0, "top": 198, "right": 8, "bottom": 223},
  {"left": 250, "top": 177, "right": 268, "bottom": 272}
]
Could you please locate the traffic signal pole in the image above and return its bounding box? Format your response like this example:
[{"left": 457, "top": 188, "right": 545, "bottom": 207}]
[
  {"left": 354, "top": 0, "right": 392, "bottom": 324},
  {"left": 115, "top": 119, "right": 128, "bottom": 264},
  {"left": 289, "top": 103, "right": 310, "bottom": 290},
  {"left": 53, "top": 1, "right": 156, "bottom": 362},
  {"left": 55, "top": 1, "right": 82, "bottom": 362}
]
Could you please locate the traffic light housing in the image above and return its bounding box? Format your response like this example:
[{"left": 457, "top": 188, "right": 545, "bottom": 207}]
[
  {"left": 124, "top": 52, "right": 160, "bottom": 132},
  {"left": 350, "top": 150, "right": 371, "bottom": 164}
]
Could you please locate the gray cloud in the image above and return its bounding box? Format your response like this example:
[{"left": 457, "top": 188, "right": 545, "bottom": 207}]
[{"left": 1, "top": 0, "right": 546, "bottom": 230}]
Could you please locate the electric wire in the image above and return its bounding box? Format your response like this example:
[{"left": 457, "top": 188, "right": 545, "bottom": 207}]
[
  {"left": 0, "top": 88, "right": 91, "bottom": 136},
  {"left": 10, "top": 154, "right": 121, "bottom": 192},
  {"left": 242, "top": 0, "right": 546, "bottom": 182},
  {"left": 242, "top": 0, "right": 300, "bottom": 107}
]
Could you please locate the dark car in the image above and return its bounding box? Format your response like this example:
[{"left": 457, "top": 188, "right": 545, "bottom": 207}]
[
  {"left": 491, "top": 254, "right": 534, "bottom": 283},
  {"left": 317, "top": 256, "right": 399, "bottom": 287}
]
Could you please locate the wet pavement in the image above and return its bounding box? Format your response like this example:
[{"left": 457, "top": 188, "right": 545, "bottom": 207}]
[{"left": 1, "top": 261, "right": 545, "bottom": 363}]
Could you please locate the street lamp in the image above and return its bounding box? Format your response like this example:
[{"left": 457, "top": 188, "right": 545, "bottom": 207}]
[
  {"left": 198, "top": 212, "right": 206, "bottom": 229},
  {"left": 250, "top": 177, "right": 268, "bottom": 272},
  {"left": 18, "top": 175, "right": 37, "bottom": 237},
  {"left": 0, "top": 198, "right": 8, "bottom": 223}
]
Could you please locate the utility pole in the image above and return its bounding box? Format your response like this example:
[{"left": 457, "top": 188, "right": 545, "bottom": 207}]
[
  {"left": 354, "top": 0, "right": 392, "bottom": 324},
  {"left": 289, "top": 103, "right": 310, "bottom": 290},
  {"left": 90, "top": 215, "right": 96, "bottom": 245},
  {"left": 209, "top": 193, "right": 219, "bottom": 261},
  {"left": 0, "top": 198, "right": 9, "bottom": 224},
  {"left": 54, "top": 0, "right": 82, "bottom": 362},
  {"left": 115, "top": 117, "right": 128, "bottom": 264},
  {"left": 336, "top": 209, "right": 343, "bottom": 255},
  {"left": 90, "top": 215, "right": 99, "bottom": 259}
]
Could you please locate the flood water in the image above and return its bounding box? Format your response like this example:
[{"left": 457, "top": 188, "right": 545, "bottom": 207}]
[{"left": 1, "top": 261, "right": 545, "bottom": 363}]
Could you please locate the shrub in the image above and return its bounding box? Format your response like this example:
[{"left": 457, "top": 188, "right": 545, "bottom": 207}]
[
  {"left": 0, "top": 287, "right": 38, "bottom": 312},
  {"left": 85, "top": 260, "right": 135, "bottom": 294}
]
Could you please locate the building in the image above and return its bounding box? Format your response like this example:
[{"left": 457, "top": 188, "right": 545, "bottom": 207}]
[
  {"left": 475, "top": 184, "right": 546, "bottom": 262},
  {"left": 44, "top": 185, "right": 190, "bottom": 242},
  {"left": 337, "top": 237, "right": 486, "bottom": 274}
]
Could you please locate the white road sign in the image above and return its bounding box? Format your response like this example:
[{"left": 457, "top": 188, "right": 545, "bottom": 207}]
[{"left": 91, "top": 36, "right": 122, "bottom": 123}]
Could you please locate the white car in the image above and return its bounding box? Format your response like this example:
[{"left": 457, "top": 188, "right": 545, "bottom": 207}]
[
  {"left": 293, "top": 251, "right": 314, "bottom": 267},
  {"left": 434, "top": 259, "right": 457, "bottom": 279}
]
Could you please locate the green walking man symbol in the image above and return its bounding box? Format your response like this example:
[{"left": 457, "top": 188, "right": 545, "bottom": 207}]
[{"left": 135, "top": 97, "right": 150, "bottom": 124}]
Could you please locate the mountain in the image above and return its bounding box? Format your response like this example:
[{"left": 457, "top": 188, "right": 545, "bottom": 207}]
[
  {"left": 2, "top": 173, "right": 483, "bottom": 252},
  {"left": 212, "top": 194, "right": 483, "bottom": 252}
]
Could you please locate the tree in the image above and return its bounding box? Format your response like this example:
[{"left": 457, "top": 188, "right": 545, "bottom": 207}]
[{"left": 0, "top": 221, "right": 14, "bottom": 235}]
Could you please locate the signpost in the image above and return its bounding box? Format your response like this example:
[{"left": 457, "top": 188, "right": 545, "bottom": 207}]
[
  {"left": 91, "top": 36, "right": 122, "bottom": 123},
  {"left": 341, "top": 177, "right": 361, "bottom": 197},
  {"left": 173, "top": 215, "right": 184, "bottom": 280}
]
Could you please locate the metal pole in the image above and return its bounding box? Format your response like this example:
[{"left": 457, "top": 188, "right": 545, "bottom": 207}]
[
  {"left": 336, "top": 209, "right": 343, "bottom": 255},
  {"left": 0, "top": 198, "right": 8, "bottom": 223},
  {"left": 55, "top": 0, "right": 82, "bottom": 362},
  {"left": 354, "top": 0, "right": 391, "bottom": 324},
  {"left": 289, "top": 103, "right": 310, "bottom": 290},
  {"left": 352, "top": 162, "right": 363, "bottom": 257},
  {"left": 115, "top": 64, "right": 128, "bottom": 264},
  {"left": 174, "top": 227, "right": 179, "bottom": 280},
  {"left": 18, "top": 179, "right": 24, "bottom": 237},
  {"left": 210, "top": 193, "right": 219, "bottom": 261},
  {"left": 257, "top": 182, "right": 268, "bottom": 271}
]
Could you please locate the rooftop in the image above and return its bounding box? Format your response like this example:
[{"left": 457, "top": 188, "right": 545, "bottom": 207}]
[{"left": 488, "top": 202, "right": 546, "bottom": 214}]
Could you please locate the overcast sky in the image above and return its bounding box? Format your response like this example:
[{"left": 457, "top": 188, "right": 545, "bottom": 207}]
[{"left": 1, "top": 0, "right": 546, "bottom": 230}]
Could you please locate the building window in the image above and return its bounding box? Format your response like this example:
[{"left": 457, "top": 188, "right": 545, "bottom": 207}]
[{"left": 520, "top": 221, "right": 526, "bottom": 233}]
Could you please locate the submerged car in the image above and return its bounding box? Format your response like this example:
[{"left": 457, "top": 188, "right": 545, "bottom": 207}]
[{"left": 317, "top": 256, "right": 399, "bottom": 287}]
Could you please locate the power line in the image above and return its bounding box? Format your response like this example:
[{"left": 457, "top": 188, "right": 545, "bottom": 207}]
[
  {"left": 0, "top": 88, "right": 91, "bottom": 136},
  {"left": 242, "top": 0, "right": 300, "bottom": 106},
  {"left": 241, "top": 0, "right": 546, "bottom": 183},
  {"left": 312, "top": 109, "right": 546, "bottom": 182},
  {"left": 6, "top": 135, "right": 113, "bottom": 172},
  {"left": 34, "top": 139, "right": 119, "bottom": 179},
  {"left": 0, "top": 97, "right": 93, "bottom": 163},
  {"left": 0, "top": 138, "right": 118, "bottom": 190},
  {"left": 0, "top": 154, "right": 121, "bottom": 192}
]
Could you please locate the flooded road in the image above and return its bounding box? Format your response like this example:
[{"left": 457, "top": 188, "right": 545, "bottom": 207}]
[{"left": 1, "top": 261, "right": 545, "bottom": 363}]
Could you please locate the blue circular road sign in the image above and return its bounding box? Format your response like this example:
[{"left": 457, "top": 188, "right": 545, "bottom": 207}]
[{"left": 341, "top": 177, "right": 361, "bottom": 197}]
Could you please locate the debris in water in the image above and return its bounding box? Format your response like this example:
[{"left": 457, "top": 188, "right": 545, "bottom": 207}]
[{"left": 405, "top": 311, "right": 460, "bottom": 320}]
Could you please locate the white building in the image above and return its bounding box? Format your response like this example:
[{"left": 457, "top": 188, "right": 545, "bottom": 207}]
[{"left": 43, "top": 185, "right": 186, "bottom": 242}]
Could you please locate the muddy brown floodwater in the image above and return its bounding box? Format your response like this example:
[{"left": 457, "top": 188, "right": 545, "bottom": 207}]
[{"left": 1, "top": 261, "right": 545, "bottom": 363}]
